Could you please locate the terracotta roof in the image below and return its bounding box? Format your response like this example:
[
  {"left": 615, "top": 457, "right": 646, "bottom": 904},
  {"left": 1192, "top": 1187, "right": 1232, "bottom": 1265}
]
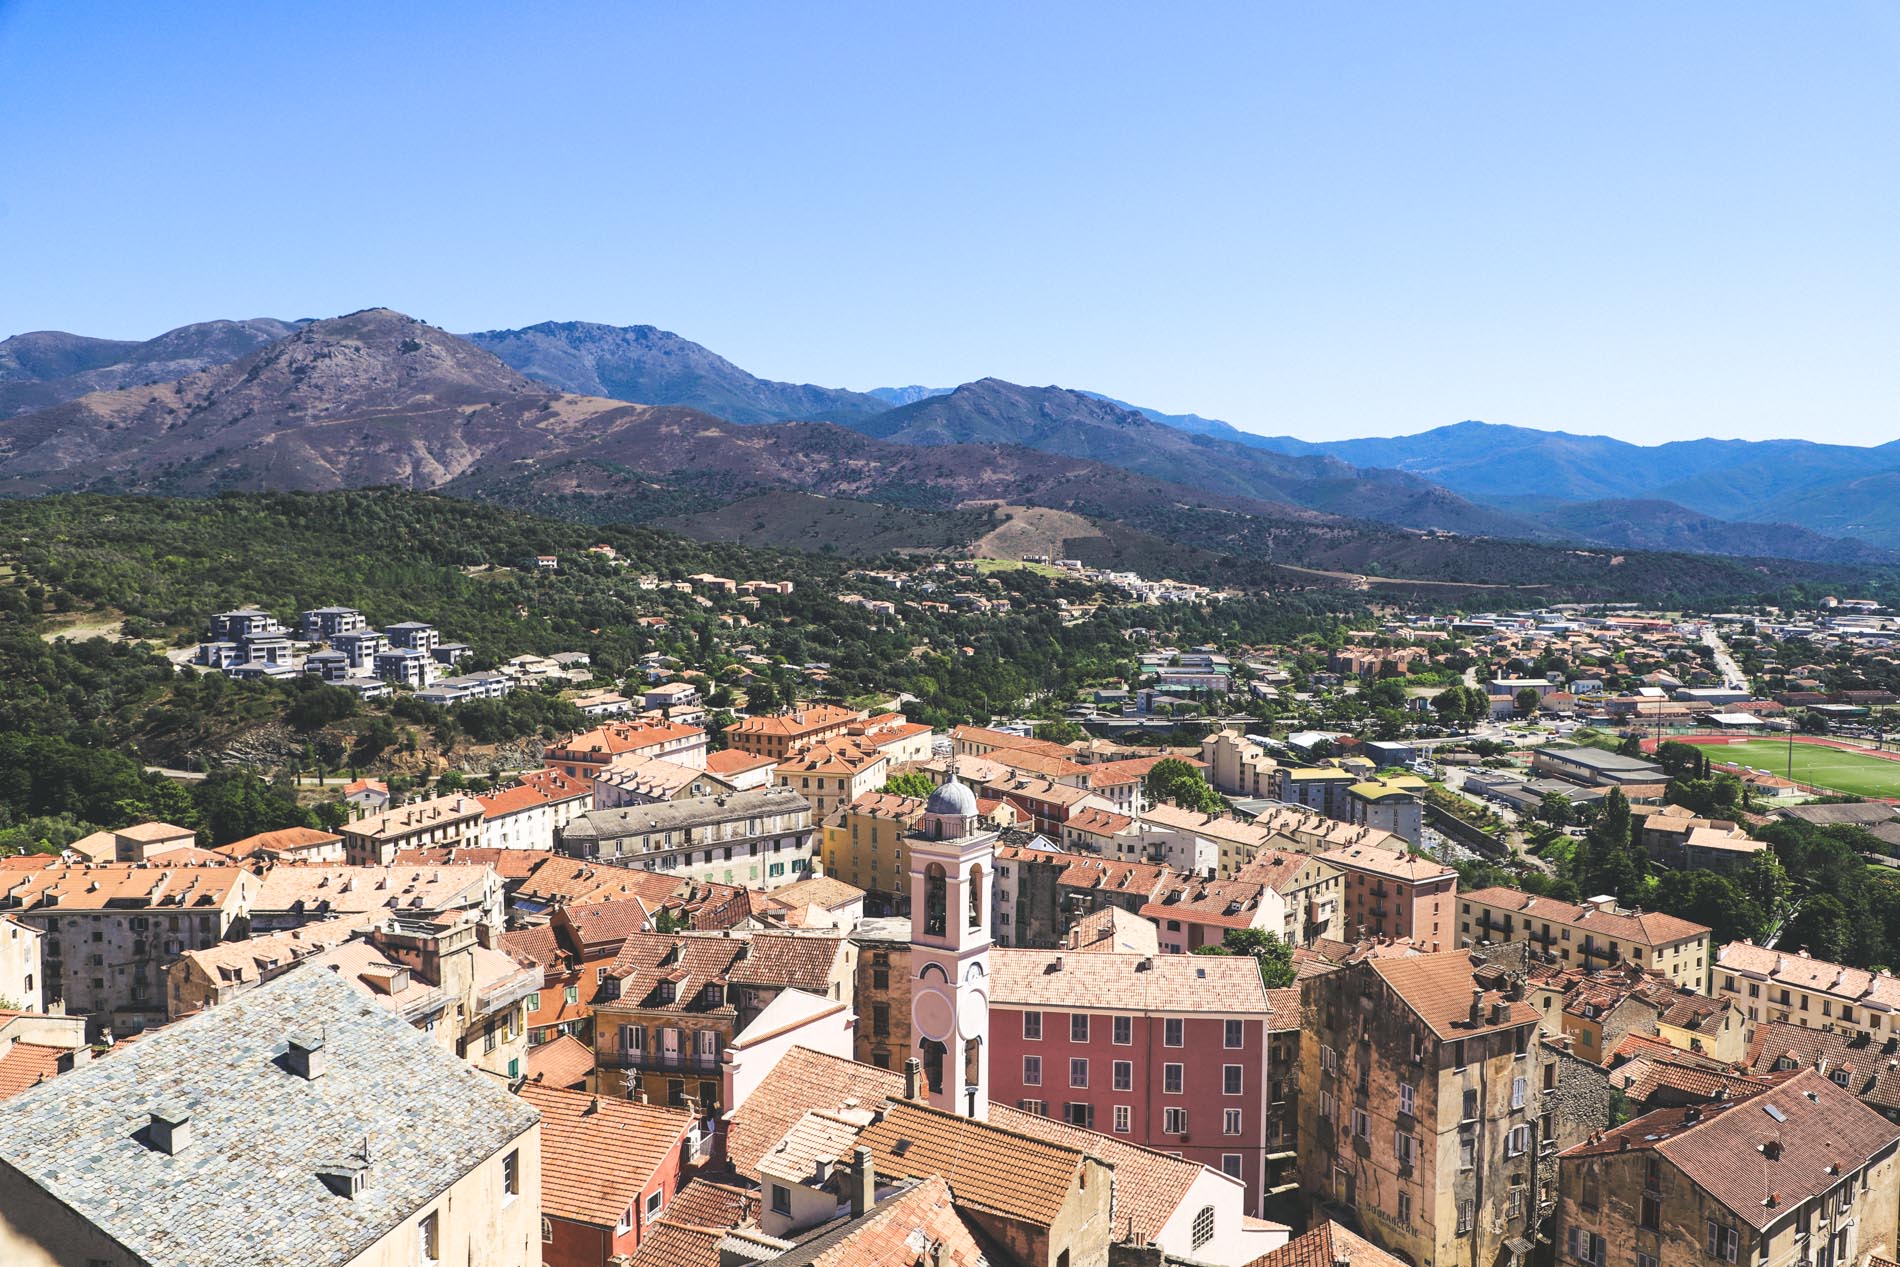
[
  {"left": 989, "top": 948, "right": 1269, "bottom": 1015},
  {"left": 1318, "top": 843, "right": 1455, "bottom": 883},
  {"left": 476, "top": 771, "right": 590, "bottom": 819},
  {"left": 624, "top": 1219, "right": 725, "bottom": 1267},
  {"left": 524, "top": 1034, "right": 595, "bottom": 1090},
  {"left": 250, "top": 864, "right": 491, "bottom": 919},
  {"left": 1617, "top": 1059, "right": 1773, "bottom": 1107},
  {"left": 1087, "top": 754, "right": 1205, "bottom": 788},
  {"left": 499, "top": 923, "right": 563, "bottom": 967},
  {"left": 1, "top": 862, "right": 248, "bottom": 912},
  {"left": 775, "top": 739, "right": 889, "bottom": 777},
  {"left": 550, "top": 719, "right": 706, "bottom": 760},
  {"left": 511, "top": 857, "right": 682, "bottom": 908},
  {"left": 1247, "top": 1220, "right": 1409, "bottom": 1267},
  {"left": 949, "top": 725, "right": 1074, "bottom": 760},
  {"left": 664, "top": 1178, "right": 757, "bottom": 1230},
  {"left": 985, "top": 747, "right": 1090, "bottom": 782},
  {"left": 1561, "top": 1069, "right": 1900, "bottom": 1230},
  {"left": 775, "top": 1174, "right": 989, "bottom": 1267},
  {"left": 214, "top": 826, "right": 342, "bottom": 858},
  {"left": 1234, "top": 849, "right": 1339, "bottom": 895},
  {"left": 115, "top": 821, "right": 196, "bottom": 843},
  {"left": 705, "top": 749, "right": 776, "bottom": 778},
  {"left": 858, "top": 1100, "right": 1087, "bottom": 1225},
  {"left": 0, "top": 1042, "right": 70, "bottom": 1099},
  {"left": 518, "top": 1081, "right": 693, "bottom": 1227},
  {"left": 388, "top": 846, "right": 546, "bottom": 880},
  {"left": 988, "top": 1103, "right": 1208, "bottom": 1245},
  {"left": 1063, "top": 806, "right": 1135, "bottom": 836},
  {"left": 1140, "top": 874, "right": 1274, "bottom": 930},
  {"left": 1370, "top": 951, "right": 1541, "bottom": 1039},
  {"left": 728, "top": 933, "right": 847, "bottom": 991},
  {"left": 1744, "top": 1022, "right": 1900, "bottom": 1114},
  {"left": 1266, "top": 987, "right": 1304, "bottom": 1032},
  {"left": 1064, "top": 906, "right": 1160, "bottom": 955},
  {"left": 560, "top": 898, "right": 656, "bottom": 952},
  {"left": 725, "top": 1047, "right": 905, "bottom": 1179},
  {"left": 764, "top": 875, "right": 864, "bottom": 911},
  {"left": 1716, "top": 940, "right": 1900, "bottom": 1011},
  {"left": 341, "top": 794, "right": 483, "bottom": 842},
  {"left": 1461, "top": 886, "right": 1712, "bottom": 948},
  {"left": 726, "top": 705, "right": 863, "bottom": 740}
]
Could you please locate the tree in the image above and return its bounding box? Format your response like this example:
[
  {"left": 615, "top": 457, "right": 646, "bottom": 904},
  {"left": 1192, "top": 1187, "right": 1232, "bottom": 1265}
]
[
  {"left": 1536, "top": 791, "right": 1574, "bottom": 827},
  {"left": 1192, "top": 927, "right": 1295, "bottom": 988},
  {"left": 1573, "top": 787, "right": 1644, "bottom": 899},
  {"left": 1514, "top": 687, "right": 1541, "bottom": 716},
  {"left": 882, "top": 771, "right": 936, "bottom": 799},
  {"left": 1143, "top": 758, "right": 1224, "bottom": 815},
  {"left": 1653, "top": 870, "right": 1764, "bottom": 945}
]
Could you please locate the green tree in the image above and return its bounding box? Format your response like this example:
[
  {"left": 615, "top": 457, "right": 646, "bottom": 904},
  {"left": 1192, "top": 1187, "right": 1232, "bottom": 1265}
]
[
  {"left": 1536, "top": 791, "right": 1574, "bottom": 827},
  {"left": 882, "top": 770, "right": 937, "bottom": 799},
  {"left": 1192, "top": 927, "right": 1295, "bottom": 987},
  {"left": 1143, "top": 758, "right": 1224, "bottom": 815},
  {"left": 1514, "top": 687, "right": 1541, "bottom": 716}
]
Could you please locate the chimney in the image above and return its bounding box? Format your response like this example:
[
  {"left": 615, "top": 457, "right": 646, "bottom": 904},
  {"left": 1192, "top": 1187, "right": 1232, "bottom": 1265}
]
[
  {"left": 1335, "top": 1255, "right": 1352, "bottom": 1267},
  {"left": 1469, "top": 987, "right": 1485, "bottom": 1027},
  {"left": 286, "top": 1033, "right": 327, "bottom": 1080},
  {"left": 1763, "top": 1139, "right": 1783, "bottom": 1161},
  {"left": 1489, "top": 999, "right": 1508, "bottom": 1025},
  {"left": 849, "top": 1145, "right": 875, "bottom": 1218},
  {"left": 903, "top": 1057, "right": 923, "bottom": 1101},
  {"left": 148, "top": 1106, "right": 191, "bottom": 1155}
]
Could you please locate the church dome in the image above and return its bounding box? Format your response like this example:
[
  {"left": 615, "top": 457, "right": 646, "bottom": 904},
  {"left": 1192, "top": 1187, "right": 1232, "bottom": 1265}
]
[{"left": 925, "top": 777, "right": 979, "bottom": 819}]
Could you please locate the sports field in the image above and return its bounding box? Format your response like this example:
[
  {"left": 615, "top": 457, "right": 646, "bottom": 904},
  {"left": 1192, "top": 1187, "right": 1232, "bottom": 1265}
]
[{"left": 1694, "top": 737, "right": 1900, "bottom": 798}]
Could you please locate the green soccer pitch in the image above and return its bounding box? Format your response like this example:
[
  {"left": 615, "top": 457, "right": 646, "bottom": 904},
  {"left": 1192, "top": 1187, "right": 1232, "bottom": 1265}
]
[{"left": 1698, "top": 737, "right": 1900, "bottom": 798}]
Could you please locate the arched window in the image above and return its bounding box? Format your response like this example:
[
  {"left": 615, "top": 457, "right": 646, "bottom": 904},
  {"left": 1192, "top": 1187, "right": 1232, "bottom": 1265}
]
[
  {"left": 964, "top": 1036, "right": 982, "bottom": 1089},
  {"left": 920, "top": 1038, "right": 946, "bottom": 1094},
  {"left": 924, "top": 862, "right": 947, "bottom": 937},
  {"left": 968, "top": 863, "right": 985, "bottom": 929}
]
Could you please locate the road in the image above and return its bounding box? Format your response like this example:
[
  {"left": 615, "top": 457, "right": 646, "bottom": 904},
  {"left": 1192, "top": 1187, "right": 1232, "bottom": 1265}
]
[{"left": 1700, "top": 622, "right": 1747, "bottom": 691}]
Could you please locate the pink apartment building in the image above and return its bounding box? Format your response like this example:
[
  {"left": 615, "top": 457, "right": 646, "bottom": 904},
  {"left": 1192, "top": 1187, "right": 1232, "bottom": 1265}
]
[{"left": 986, "top": 948, "right": 1280, "bottom": 1214}]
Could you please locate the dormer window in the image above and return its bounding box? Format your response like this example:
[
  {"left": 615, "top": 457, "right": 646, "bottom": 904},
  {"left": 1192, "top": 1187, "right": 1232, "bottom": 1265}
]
[
  {"left": 656, "top": 981, "right": 675, "bottom": 1004},
  {"left": 705, "top": 985, "right": 724, "bottom": 1008}
]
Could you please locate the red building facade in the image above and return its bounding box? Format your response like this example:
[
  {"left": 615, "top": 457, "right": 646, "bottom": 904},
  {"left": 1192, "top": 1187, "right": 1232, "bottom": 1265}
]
[{"left": 986, "top": 949, "right": 1277, "bottom": 1213}]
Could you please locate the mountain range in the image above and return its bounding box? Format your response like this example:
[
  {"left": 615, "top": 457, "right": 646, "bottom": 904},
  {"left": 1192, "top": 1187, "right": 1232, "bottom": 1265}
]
[{"left": 0, "top": 309, "right": 1892, "bottom": 597}]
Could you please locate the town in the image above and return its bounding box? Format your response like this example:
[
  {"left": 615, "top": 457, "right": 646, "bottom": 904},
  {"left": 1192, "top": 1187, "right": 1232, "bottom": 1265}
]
[{"left": 4, "top": 584, "right": 1900, "bottom": 1267}]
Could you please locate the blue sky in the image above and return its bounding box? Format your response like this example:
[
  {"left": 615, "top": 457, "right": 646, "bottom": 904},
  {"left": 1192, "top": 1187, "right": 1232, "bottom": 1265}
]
[{"left": 1, "top": 2, "right": 1896, "bottom": 444}]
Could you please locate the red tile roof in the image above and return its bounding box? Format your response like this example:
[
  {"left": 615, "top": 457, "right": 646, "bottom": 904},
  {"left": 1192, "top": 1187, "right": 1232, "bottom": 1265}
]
[
  {"left": 1371, "top": 951, "right": 1542, "bottom": 1039},
  {"left": 518, "top": 1081, "right": 694, "bottom": 1228},
  {"left": 0, "top": 1042, "right": 70, "bottom": 1099},
  {"left": 524, "top": 1034, "right": 594, "bottom": 1090},
  {"left": 1247, "top": 1220, "right": 1409, "bottom": 1267}
]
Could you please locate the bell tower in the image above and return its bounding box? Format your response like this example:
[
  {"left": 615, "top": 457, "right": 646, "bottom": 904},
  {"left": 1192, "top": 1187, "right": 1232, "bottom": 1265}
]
[{"left": 906, "top": 765, "right": 996, "bottom": 1119}]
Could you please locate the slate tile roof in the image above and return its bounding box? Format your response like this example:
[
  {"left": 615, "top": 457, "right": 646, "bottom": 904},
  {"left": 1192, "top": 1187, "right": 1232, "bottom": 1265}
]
[
  {"left": 517, "top": 1081, "right": 692, "bottom": 1227},
  {"left": 1561, "top": 1068, "right": 1900, "bottom": 1230},
  {"left": 0, "top": 966, "right": 539, "bottom": 1267},
  {"left": 857, "top": 1100, "right": 1086, "bottom": 1225},
  {"left": 388, "top": 845, "right": 548, "bottom": 880}
]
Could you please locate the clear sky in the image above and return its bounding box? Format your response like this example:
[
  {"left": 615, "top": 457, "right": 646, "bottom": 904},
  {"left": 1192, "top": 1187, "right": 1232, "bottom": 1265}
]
[{"left": 2, "top": 2, "right": 1896, "bottom": 444}]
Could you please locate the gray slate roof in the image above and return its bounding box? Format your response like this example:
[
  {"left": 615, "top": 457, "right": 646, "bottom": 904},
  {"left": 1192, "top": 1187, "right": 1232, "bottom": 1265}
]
[
  {"left": 563, "top": 787, "right": 811, "bottom": 841},
  {"left": 0, "top": 965, "right": 539, "bottom": 1267}
]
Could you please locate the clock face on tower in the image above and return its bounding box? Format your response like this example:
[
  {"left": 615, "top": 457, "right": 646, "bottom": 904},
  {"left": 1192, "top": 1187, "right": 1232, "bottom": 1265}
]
[
  {"left": 913, "top": 989, "right": 955, "bottom": 1043},
  {"left": 956, "top": 990, "right": 988, "bottom": 1041}
]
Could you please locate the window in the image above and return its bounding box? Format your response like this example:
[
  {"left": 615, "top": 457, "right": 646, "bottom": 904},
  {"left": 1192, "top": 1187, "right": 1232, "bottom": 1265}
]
[
  {"left": 564, "top": 985, "right": 579, "bottom": 1005},
  {"left": 1398, "top": 1191, "right": 1412, "bottom": 1226},
  {"left": 1224, "top": 1064, "right": 1243, "bottom": 1095},
  {"left": 526, "top": 991, "right": 541, "bottom": 1011},
  {"left": 1351, "top": 1108, "right": 1370, "bottom": 1141},
  {"left": 1113, "top": 1015, "right": 1133, "bottom": 1045},
  {"left": 1023, "top": 1055, "right": 1042, "bottom": 1086},
  {"left": 1459, "top": 1135, "right": 1475, "bottom": 1170},
  {"left": 503, "top": 1150, "right": 519, "bottom": 1200},
  {"left": 1113, "top": 1060, "right": 1133, "bottom": 1091},
  {"left": 1396, "top": 1130, "right": 1418, "bottom": 1166},
  {"left": 1399, "top": 1081, "right": 1415, "bottom": 1116},
  {"left": 1222, "top": 1154, "right": 1243, "bottom": 1180},
  {"left": 1070, "top": 1058, "right": 1089, "bottom": 1088},
  {"left": 541, "top": 1216, "right": 554, "bottom": 1243},
  {"left": 1638, "top": 1254, "right": 1658, "bottom": 1267},
  {"left": 1321, "top": 1043, "right": 1337, "bottom": 1073},
  {"left": 1019, "top": 1098, "right": 1047, "bottom": 1116},
  {"left": 1224, "top": 1108, "right": 1242, "bottom": 1136},
  {"left": 419, "top": 1211, "right": 440, "bottom": 1264},
  {"left": 615, "top": 1205, "right": 633, "bottom": 1238},
  {"left": 1164, "top": 1018, "right": 1184, "bottom": 1047},
  {"left": 1192, "top": 1205, "right": 1215, "bottom": 1250},
  {"left": 1705, "top": 1221, "right": 1738, "bottom": 1263},
  {"left": 1023, "top": 1011, "right": 1042, "bottom": 1041},
  {"left": 1505, "top": 1124, "right": 1530, "bottom": 1157},
  {"left": 1224, "top": 1018, "right": 1244, "bottom": 1048},
  {"left": 1114, "top": 1104, "right": 1132, "bottom": 1133},
  {"left": 646, "top": 1190, "right": 664, "bottom": 1220},
  {"left": 1164, "top": 1063, "right": 1184, "bottom": 1094},
  {"left": 1457, "top": 1199, "right": 1474, "bottom": 1236},
  {"left": 1165, "top": 1107, "right": 1189, "bottom": 1134},
  {"left": 1511, "top": 1075, "right": 1526, "bottom": 1109},
  {"left": 1071, "top": 1013, "right": 1089, "bottom": 1043},
  {"left": 1642, "top": 1157, "right": 1662, "bottom": 1230},
  {"left": 1567, "top": 1229, "right": 1606, "bottom": 1266},
  {"left": 1318, "top": 1089, "right": 1336, "bottom": 1120},
  {"left": 771, "top": 1184, "right": 792, "bottom": 1215},
  {"left": 1462, "top": 1087, "right": 1479, "bottom": 1120}
]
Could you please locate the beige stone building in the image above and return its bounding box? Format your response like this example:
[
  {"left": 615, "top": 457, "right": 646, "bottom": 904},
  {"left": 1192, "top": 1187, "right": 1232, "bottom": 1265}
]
[
  {"left": 0, "top": 916, "right": 42, "bottom": 1012},
  {"left": 341, "top": 794, "right": 485, "bottom": 865},
  {"left": 820, "top": 791, "right": 926, "bottom": 907},
  {"left": 1457, "top": 887, "right": 1712, "bottom": 990},
  {"left": 1713, "top": 939, "right": 1900, "bottom": 1044},
  {"left": 0, "top": 862, "right": 258, "bottom": 1036},
  {"left": 1299, "top": 951, "right": 1601, "bottom": 1267},
  {"left": 1556, "top": 1069, "right": 1899, "bottom": 1267},
  {"left": 558, "top": 787, "right": 817, "bottom": 891},
  {"left": 774, "top": 739, "right": 891, "bottom": 821},
  {"left": 1201, "top": 726, "right": 1279, "bottom": 798},
  {"left": 0, "top": 967, "right": 542, "bottom": 1267}
]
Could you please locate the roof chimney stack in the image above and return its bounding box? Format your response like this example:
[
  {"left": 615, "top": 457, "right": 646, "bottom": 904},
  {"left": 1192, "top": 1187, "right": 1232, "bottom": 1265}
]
[
  {"left": 903, "top": 1057, "right": 923, "bottom": 1101},
  {"left": 148, "top": 1106, "right": 191, "bottom": 1155},
  {"left": 286, "top": 1033, "right": 328, "bottom": 1080},
  {"left": 1469, "top": 987, "right": 1485, "bottom": 1027},
  {"left": 849, "top": 1145, "right": 876, "bottom": 1218}
]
